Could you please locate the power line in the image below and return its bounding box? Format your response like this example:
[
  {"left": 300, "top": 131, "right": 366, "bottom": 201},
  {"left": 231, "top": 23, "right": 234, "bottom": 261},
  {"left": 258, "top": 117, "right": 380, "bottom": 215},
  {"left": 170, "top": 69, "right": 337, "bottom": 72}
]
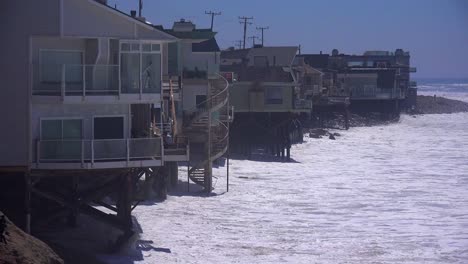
[
  {"left": 233, "top": 40, "right": 243, "bottom": 50},
  {"left": 239, "top": 16, "right": 254, "bottom": 49},
  {"left": 256, "top": 26, "right": 269, "bottom": 46},
  {"left": 248, "top": 36, "right": 260, "bottom": 48},
  {"left": 205, "top": 11, "right": 222, "bottom": 30}
]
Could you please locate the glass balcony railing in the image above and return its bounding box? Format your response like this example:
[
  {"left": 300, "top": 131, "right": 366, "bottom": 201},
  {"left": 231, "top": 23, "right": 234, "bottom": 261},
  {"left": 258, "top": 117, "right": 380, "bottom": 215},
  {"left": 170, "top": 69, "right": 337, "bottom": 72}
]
[
  {"left": 36, "top": 138, "right": 162, "bottom": 164},
  {"left": 32, "top": 64, "right": 162, "bottom": 97}
]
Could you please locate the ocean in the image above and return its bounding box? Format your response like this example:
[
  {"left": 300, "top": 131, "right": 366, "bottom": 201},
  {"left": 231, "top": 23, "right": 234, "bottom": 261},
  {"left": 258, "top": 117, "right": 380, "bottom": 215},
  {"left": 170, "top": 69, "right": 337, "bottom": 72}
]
[{"left": 102, "top": 79, "right": 468, "bottom": 263}]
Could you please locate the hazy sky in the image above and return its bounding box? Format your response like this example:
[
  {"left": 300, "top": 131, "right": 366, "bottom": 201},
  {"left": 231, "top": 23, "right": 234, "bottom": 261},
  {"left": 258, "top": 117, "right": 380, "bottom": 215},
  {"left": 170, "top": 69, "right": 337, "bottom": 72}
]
[{"left": 110, "top": 0, "right": 468, "bottom": 78}]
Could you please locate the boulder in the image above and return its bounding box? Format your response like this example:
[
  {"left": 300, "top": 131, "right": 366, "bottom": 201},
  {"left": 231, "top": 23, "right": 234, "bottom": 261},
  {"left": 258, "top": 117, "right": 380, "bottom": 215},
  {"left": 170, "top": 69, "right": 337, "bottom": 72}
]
[{"left": 0, "top": 212, "right": 64, "bottom": 264}]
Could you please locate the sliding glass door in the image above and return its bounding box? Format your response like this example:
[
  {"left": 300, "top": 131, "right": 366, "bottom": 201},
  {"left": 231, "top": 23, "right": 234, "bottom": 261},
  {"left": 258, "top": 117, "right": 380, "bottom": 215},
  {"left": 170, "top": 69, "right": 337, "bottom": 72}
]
[{"left": 120, "top": 42, "right": 162, "bottom": 94}]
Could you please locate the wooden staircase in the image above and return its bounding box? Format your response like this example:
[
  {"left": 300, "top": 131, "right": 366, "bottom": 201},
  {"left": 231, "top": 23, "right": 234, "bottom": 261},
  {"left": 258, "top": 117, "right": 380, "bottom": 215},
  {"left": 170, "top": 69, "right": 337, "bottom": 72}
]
[{"left": 184, "top": 74, "right": 230, "bottom": 192}]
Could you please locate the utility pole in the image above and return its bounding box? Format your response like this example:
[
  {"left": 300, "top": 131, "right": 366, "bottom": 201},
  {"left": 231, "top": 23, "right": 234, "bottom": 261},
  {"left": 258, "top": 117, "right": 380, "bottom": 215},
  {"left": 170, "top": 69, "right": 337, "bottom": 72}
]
[
  {"left": 248, "top": 36, "right": 259, "bottom": 48},
  {"left": 298, "top": 45, "right": 302, "bottom": 55},
  {"left": 205, "top": 11, "right": 222, "bottom": 30},
  {"left": 239, "top": 16, "right": 253, "bottom": 49},
  {"left": 234, "top": 40, "right": 243, "bottom": 50},
  {"left": 256, "top": 26, "right": 269, "bottom": 46},
  {"left": 138, "top": 0, "right": 143, "bottom": 17}
]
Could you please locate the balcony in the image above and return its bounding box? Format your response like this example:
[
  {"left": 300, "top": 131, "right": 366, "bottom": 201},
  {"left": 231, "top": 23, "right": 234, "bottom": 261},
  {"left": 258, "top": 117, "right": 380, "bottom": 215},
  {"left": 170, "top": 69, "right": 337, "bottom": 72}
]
[
  {"left": 32, "top": 64, "right": 161, "bottom": 104},
  {"left": 33, "top": 138, "right": 163, "bottom": 170}
]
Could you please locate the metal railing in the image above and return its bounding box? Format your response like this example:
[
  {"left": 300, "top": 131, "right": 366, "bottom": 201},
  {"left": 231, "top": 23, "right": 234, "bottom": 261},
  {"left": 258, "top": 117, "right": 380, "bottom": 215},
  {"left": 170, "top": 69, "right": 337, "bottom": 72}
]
[
  {"left": 294, "top": 99, "right": 313, "bottom": 110},
  {"left": 32, "top": 64, "right": 162, "bottom": 97},
  {"left": 36, "top": 138, "right": 162, "bottom": 164}
]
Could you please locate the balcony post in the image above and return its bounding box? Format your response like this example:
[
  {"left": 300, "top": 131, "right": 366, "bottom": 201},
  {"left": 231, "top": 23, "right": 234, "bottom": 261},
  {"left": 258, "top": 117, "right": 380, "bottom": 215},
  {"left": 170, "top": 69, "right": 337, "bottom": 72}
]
[
  {"left": 61, "top": 64, "right": 66, "bottom": 101},
  {"left": 36, "top": 140, "right": 40, "bottom": 167},
  {"left": 91, "top": 140, "right": 95, "bottom": 166},
  {"left": 82, "top": 64, "right": 86, "bottom": 99},
  {"left": 118, "top": 64, "right": 121, "bottom": 99},
  {"left": 81, "top": 140, "right": 84, "bottom": 168},
  {"left": 126, "top": 139, "right": 130, "bottom": 166},
  {"left": 160, "top": 137, "right": 164, "bottom": 165}
]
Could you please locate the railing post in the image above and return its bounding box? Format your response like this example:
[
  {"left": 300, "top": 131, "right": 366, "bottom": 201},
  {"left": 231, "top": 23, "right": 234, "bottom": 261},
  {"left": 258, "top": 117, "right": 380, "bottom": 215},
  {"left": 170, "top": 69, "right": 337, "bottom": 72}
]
[
  {"left": 36, "top": 140, "right": 40, "bottom": 167},
  {"left": 126, "top": 139, "right": 130, "bottom": 165},
  {"left": 91, "top": 140, "right": 95, "bottom": 166},
  {"left": 61, "top": 64, "right": 66, "bottom": 101},
  {"left": 160, "top": 137, "right": 164, "bottom": 164},
  {"left": 118, "top": 64, "right": 121, "bottom": 99},
  {"left": 82, "top": 64, "right": 86, "bottom": 99},
  {"left": 81, "top": 140, "right": 84, "bottom": 168}
]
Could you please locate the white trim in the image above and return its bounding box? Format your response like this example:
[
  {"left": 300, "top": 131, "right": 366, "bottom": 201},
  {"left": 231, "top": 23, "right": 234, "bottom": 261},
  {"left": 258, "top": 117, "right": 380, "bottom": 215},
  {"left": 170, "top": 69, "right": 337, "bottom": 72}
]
[{"left": 92, "top": 115, "right": 126, "bottom": 140}]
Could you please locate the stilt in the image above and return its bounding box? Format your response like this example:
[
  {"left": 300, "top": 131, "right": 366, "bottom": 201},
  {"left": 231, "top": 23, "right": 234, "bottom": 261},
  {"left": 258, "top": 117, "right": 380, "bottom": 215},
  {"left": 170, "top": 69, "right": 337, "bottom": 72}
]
[
  {"left": 169, "top": 162, "right": 178, "bottom": 188},
  {"left": 67, "top": 175, "right": 79, "bottom": 227},
  {"left": 187, "top": 163, "right": 190, "bottom": 192},
  {"left": 24, "top": 172, "right": 31, "bottom": 234}
]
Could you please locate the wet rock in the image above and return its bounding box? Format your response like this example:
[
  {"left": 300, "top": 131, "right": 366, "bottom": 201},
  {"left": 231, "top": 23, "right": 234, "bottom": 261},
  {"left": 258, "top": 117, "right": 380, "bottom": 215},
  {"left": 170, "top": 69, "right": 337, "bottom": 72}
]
[{"left": 329, "top": 134, "right": 336, "bottom": 140}]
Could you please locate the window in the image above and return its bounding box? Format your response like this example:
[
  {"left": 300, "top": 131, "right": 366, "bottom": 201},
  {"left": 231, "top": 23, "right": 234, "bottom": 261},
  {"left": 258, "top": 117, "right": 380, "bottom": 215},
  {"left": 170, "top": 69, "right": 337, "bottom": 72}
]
[
  {"left": 40, "top": 50, "right": 83, "bottom": 84},
  {"left": 41, "top": 119, "right": 82, "bottom": 140},
  {"left": 93, "top": 117, "right": 124, "bottom": 139},
  {"left": 120, "top": 41, "right": 162, "bottom": 94},
  {"left": 40, "top": 119, "right": 83, "bottom": 161},
  {"left": 265, "top": 87, "right": 283, "bottom": 104}
]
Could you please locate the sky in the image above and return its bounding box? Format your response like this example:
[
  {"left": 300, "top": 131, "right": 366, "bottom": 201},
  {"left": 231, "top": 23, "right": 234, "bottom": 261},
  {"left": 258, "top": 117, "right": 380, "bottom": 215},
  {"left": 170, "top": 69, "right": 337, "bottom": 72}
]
[{"left": 109, "top": 0, "right": 468, "bottom": 79}]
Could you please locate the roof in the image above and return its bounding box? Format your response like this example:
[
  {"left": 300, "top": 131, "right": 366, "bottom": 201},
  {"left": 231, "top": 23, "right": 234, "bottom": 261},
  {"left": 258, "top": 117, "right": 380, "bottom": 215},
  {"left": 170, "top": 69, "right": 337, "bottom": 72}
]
[
  {"left": 298, "top": 54, "right": 330, "bottom": 68},
  {"left": 192, "top": 38, "right": 220, "bottom": 52},
  {"left": 221, "top": 49, "right": 250, "bottom": 60},
  {"left": 90, "top": 0, "right": 177, "bottom": 41},
  {"left": 163, "top": 29, "right": 217, "bottom": 40},
  {"left": 222, "top": 46, "right": 298, "bottom": 66}
]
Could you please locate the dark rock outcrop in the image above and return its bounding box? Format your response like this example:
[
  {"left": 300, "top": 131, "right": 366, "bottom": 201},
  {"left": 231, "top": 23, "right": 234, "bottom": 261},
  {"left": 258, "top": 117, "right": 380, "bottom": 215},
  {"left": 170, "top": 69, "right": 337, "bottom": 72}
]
[{"left": 0, "top": 212, "right": 64, "bottom": 264}]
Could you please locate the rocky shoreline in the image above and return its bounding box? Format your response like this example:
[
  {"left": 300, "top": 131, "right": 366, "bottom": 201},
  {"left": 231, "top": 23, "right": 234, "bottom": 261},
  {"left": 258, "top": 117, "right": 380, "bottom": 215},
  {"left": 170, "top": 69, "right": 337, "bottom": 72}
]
[
  {"left": 414, "top": 95, "right": 468, "bottom": 114},
  {"left": 307, "top": 95, "right": 468, "bottom": 139}
]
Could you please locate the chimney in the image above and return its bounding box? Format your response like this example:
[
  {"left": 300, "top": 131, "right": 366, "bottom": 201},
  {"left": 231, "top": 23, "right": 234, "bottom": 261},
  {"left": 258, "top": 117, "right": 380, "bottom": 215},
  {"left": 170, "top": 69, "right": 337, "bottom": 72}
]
[{"left": 130, "top": 10, "right": 137, "bottom": 18}]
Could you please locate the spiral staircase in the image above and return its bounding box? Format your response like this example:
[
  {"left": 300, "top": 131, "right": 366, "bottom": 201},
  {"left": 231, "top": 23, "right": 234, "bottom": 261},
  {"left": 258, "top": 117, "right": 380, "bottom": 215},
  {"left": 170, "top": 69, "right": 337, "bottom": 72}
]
[{"left": 184, "top": 74, "right": 230, "bottom": 192}]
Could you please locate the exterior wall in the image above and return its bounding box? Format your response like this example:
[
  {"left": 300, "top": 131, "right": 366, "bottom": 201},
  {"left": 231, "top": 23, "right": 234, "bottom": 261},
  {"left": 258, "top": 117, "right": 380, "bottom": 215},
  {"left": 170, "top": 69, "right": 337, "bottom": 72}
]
[
  {"left": 180, "top": 41, "right": 219, "bottom": 74},
  {"left": 0, "top": 0, "right": 60, "bottom": 167},
  {"left": 31, "top": 103, "right": 130, "bottom": 141},
  {"left": 246, "top": 48, "right": 297, "bottom": 67},
  {"left": 182, "top": 84, "right": 209, "bottom": 111},
  {"left": 230, "top": 83, "right": 293, "bottom": 112}
]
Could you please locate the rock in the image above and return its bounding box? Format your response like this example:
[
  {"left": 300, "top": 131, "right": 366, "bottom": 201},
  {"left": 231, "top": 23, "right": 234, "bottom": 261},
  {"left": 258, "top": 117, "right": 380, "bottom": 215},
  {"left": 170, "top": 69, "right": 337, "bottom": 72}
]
[
  {"left": 0, "top": 212, "right": 64, "bottom": 264},
  {"left": 308, "top": 133, "right": 322, "bottom": 139},
  {"left": 329, "top": 134, "right": 336, "bottom": 140},
  {"left": 333, "top": 132, "right": 341, "bottom": 137}
]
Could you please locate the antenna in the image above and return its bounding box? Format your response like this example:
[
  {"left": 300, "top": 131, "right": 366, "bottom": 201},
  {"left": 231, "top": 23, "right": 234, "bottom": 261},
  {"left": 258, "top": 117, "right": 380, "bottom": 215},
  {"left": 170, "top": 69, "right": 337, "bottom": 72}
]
[
  {"left": 205, "top": 11, "right": 222, "bottom": 30},
  {"left": 239, "top": 16, "right": 254, "bottom": 49},
  {"left": 256, "top": 26, "right": 269, "bottom": 46}
]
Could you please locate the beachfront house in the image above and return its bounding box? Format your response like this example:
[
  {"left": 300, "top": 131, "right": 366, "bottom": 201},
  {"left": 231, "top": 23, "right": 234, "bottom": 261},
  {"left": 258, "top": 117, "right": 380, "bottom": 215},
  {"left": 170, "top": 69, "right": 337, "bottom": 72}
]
[
  {"left": 0, "top": 0, "right": 187, "bottom": 240},
  {"left": 221, "top": 46, "right": 310, "bottom": 159}
]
